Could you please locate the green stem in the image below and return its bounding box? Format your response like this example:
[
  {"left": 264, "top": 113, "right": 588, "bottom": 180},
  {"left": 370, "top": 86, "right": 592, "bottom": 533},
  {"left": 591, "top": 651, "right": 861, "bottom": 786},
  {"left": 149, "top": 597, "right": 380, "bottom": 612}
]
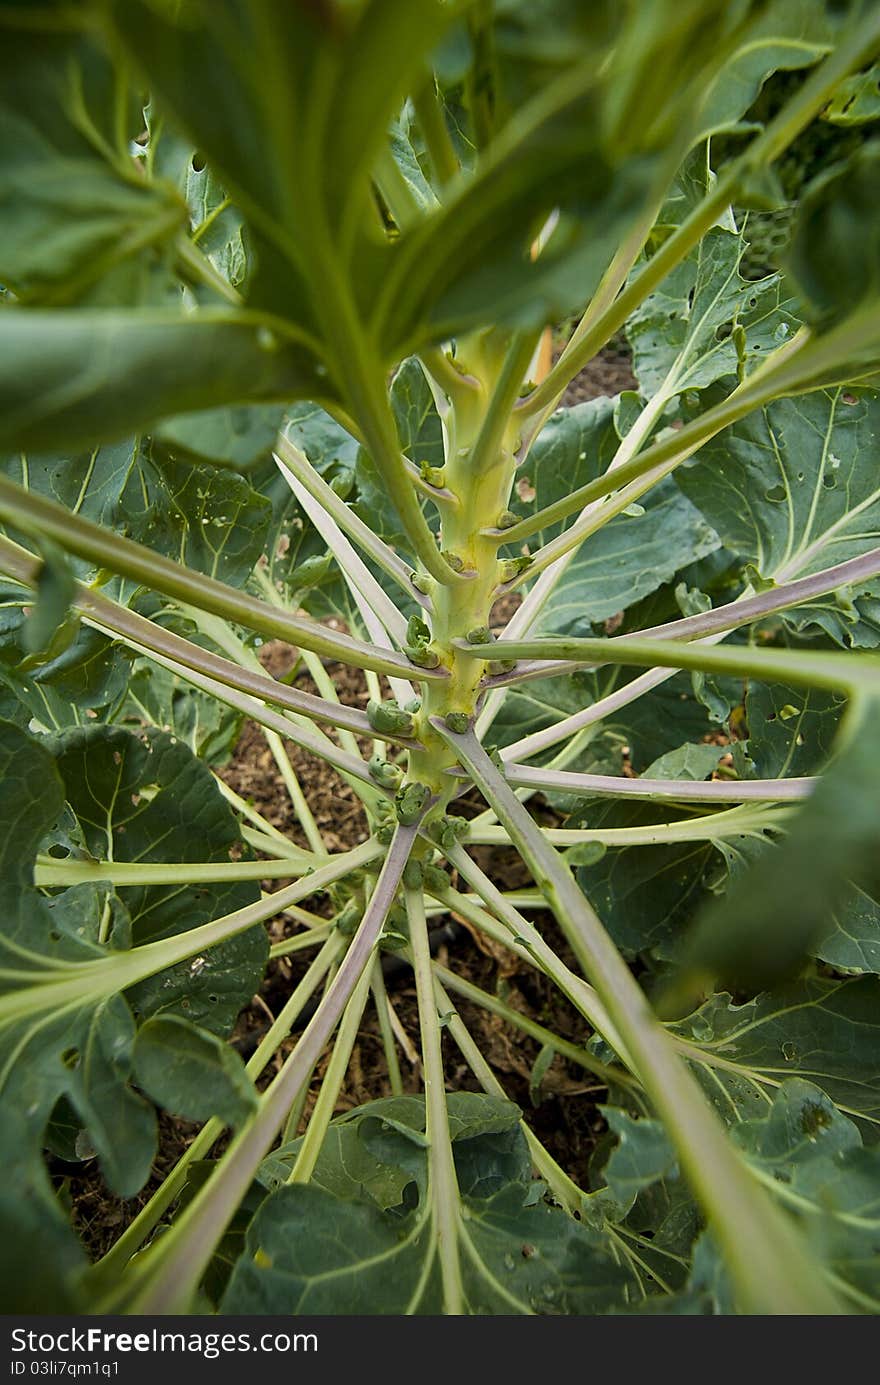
[
  {"left": 437, "top": 725, "right": 844, "bottom": 1315},
  {"left": 370, "top": 957, "right": 404, "bottom": 1097},
  {"left": 262, "top": 727, "right": 326, "bottom": 855},
  {"left": 34, "top": 856, "right": 319, "bottom": 888},
  {"left": 103, "top": 825, "right": 418, "bottom": 1312},
  {"left": 406, "top": 886, "right": 464, "bottom": 1314},
  {"left": 269, "top": 923, "right": 333, "bottom": 958},
  {"left": 411, "top": 77, "right": 460, "bottom": 187},
  {"left": 93, "top": 932, "right": 344, "bottom": 1278},
  {"left": 287, "top": 963, "right": 373, "bottom": 1183},
  {"left": 0, "top": 475, "right": 438, "bottom": 683},
  {"left": 433, "top": 973, "right": 587, "bottom": 1217},
  {"left": 463, "top": 632, "right": 877, "bottom": 696}
]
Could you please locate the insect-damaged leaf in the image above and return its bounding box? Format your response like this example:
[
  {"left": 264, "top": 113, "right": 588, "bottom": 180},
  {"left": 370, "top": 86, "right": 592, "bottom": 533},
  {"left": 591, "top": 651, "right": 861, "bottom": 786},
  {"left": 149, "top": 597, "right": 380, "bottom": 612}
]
[
  {"left": 674, "top": 975, "right": 880, "bottom": 1125},
  {"left": 676, "top": 388, "right": 880, "bottom": 647},
  {"left": 506, "top": 396, "right": 720, "bottom": 634}
]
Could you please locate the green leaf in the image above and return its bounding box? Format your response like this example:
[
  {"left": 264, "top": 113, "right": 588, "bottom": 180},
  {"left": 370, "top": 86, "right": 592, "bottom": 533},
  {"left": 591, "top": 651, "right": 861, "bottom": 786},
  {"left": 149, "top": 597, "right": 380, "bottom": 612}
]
[
  {"left": 0, "top": 311, "right": 330, "bottom": 456},
  {"left": 822, "top": 62, "right": 880, "bottom": 124},
  {"left": 677, "top": 388, "right": 880, "bottom": 646},
  {"left": 694, "top": 0, "right": 845, "bottom": 140},
  {"left": 155, "top": 404, "right": 285, "bottom": 470},
  {"left": 261, "top": 1092, "right": 528, "bottom": 1208},
  {"left": 0, "top": 20, "right": 185, "bottom": 305},
  {"left": 675, "top": 975, "right": 880, "bottom": 1125},
  {"left": 133, "top": 1014, "right": 257, "bottom": 1127},
  {"left": 224, "top": 1089, "right": 638, "bottom": 1313},
  {"left": 508, "top": 397, "right": 720, "bottom": 633},
  {"left": 600, "top": 1109, "right": 678, "bottom": 1212},
  {"left": 121, "top": 660, "right": 243, "bottom": 765},
  {"left": 223, "top": 1180, "right": 631, "bottom": 1315},
  {"left": 784, "top": 142, "right": 880, "bottom": 328},
  {"left": 641, "top": 743, "right": 726, "bottom": 781},
  {"left": 0, "top": 1106, "right": 87, "bottom": 1313},
  {"left": 626, "top": 227, "right": 801, "bottom": 403},
  {"left": 733, "top": 1079, "right": 880, "bottom": 1309},
  {"left": 745, "top": 680, "right": 845, "bottom": 776},
  {"left": 676, "top": 699, "right": 880, "bottom": 992},
  {"left": 0, "top": 585, "right": 131, "bottom": 728},
  {"left": 20, "top": 543, "right": 77, "bottom": 658},
  {"left": 120, "top": 443, "right": 272, "bottom": 586},
  {"left": 575, "top": 798, "right": 769, "bottom": 961},
  {"left": 49, "top": 725, "right": 267, "bottom": 1032},
  {"left": 0, "top": 721, "right": 157, "bottom": 1203}
]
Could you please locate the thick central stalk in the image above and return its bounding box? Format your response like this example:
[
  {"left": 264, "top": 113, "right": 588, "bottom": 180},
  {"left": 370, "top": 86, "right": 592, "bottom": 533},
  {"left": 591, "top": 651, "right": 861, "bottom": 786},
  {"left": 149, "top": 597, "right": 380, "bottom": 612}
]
[{"left": 407, "top": 333, "right": 523, "bottom": 807}]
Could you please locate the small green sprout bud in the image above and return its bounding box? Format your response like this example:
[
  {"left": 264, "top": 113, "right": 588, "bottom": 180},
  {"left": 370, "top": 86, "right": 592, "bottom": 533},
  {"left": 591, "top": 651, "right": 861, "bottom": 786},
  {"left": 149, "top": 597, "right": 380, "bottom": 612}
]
[
  {"left": 498, "top": 555, "right": 533, "bottom": 582},
  {"left": 329, "top": 473, "right": 354, "bottom": 500},
  {"left": 444, "top": 711, "right": 470, "bottom": 734},
  {"left": 402, "top": 858, "right": 424, "bottom": 889},
  {"left": 419, "top": 461, "right": 446, "bottom": 488},
  {"left": 410, "top": 571, "right": 433, "bottom": 595},
  {"left": 441, "top": 549, "right": 465, "bottom": 573},
  {"left": 405, "top": 614, "right": 440, "bottom": 667},
  {"left": 408, "top": 646, "right": 441, "bottom": 669},
  {"left": 395, "top": 781, "right": 431, "bottom": 825},
  {"left": 466, "top": 625, "right": 493, "bottom": 645},
  {"left": 336, "top": 899, "right": 362, "bottom": 936},
  {"left": 439, "top": 815, "right": 469, "bottom": 850},
  {"left": 497, "top": 510, "right": 519, "bottom": 529},
  {"left": 404, "top": 697, "right": 422, "bottom": 713},
  {"left": 423, "top": 863, "right": 450, "bottom": 893},
  {"left": 367, "top": 698, "right": 414, "bottom": 735},
  {"left": 489, "top": 658, "right": 517, "bottom": 675},
  {"left": 369, "top": 756, "right": 404, "bottom": 790},
  {"left": 375, "top": 822, "right": 395, "bottom": 845},
  {"left": 406, "top": 615, "right": 431, "bottom": 648}
]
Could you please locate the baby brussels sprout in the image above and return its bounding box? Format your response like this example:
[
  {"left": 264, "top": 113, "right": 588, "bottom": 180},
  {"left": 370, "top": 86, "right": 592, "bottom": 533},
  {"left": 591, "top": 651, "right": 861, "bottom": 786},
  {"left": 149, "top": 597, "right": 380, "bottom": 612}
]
[
  {"left": 498, "top": 555, "right": 533, "bottom": 583},
  {"left": 336, "top": 899, "right": 362, "bottom": 936},
  {"left": 419, "top": 461, "right": 446, "bottom": 488},
  {"left": 395, "top": 780, "right": 431, "bottom": 825},
  {"left": 369, "top": 756, "right": 404, "bottom": 790},
  {"left": 405, "top": 614, "right": 441, "bottom": 667},
  {"left": 443, "top": 711, "right": 470, "bottom": 734},
  {"left": 466, "top": 625, "right": 493, "bottom": 645},
  {"left": 423, "top": 863, "right": 450, "bottom": 893},
  {"left": 367, "top": 698, "right": 414, "bottom": 736},
  {"left": 402, "top": 858, "right": 424, "bottom": 889},
  {"left": 410, "top": 571, "right": 433, "bottom": 596},
  {"left": 438, "top": 815, "right": 469, "bottom": 851}
]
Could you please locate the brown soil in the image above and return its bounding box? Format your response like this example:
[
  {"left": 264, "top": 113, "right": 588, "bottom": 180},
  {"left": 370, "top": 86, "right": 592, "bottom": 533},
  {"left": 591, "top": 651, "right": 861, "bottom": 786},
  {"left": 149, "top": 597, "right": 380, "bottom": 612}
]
[
  {"left": 66, "top": 347, "right": 636, "bottom": 1261},
  {"left": 561, "top": 335, "right": 636, "bottom": 406}
]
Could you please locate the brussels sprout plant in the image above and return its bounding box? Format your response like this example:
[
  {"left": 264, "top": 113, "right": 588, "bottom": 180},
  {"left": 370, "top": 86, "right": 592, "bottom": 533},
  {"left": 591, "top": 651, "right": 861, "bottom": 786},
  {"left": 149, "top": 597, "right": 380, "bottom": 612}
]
[{"left": 2, "top": 0, "right": 880, "bottom": 1316}]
